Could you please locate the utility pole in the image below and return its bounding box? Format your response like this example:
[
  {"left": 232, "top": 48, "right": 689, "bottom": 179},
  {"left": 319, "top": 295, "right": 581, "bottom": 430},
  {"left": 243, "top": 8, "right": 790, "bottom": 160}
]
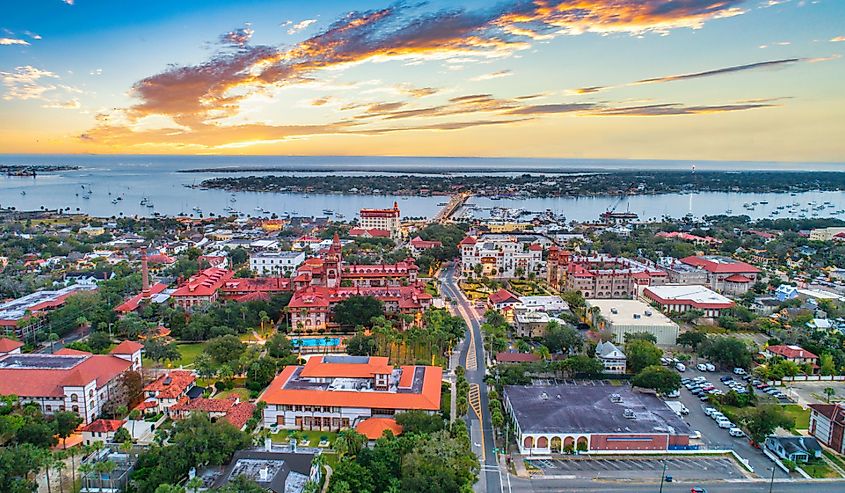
[
  {"left": 769, "top": 466, "right": 776, "bottom": 493},
  {"left": 658, "top": 459, "right": 667, "bottom": 493}
]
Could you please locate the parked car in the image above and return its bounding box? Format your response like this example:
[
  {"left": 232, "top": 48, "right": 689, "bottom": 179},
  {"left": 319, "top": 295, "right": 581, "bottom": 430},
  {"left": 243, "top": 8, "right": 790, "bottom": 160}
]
[
  {"left": 733, "top": 368, "right": 746, "bottom": 375},
  {"left": 704, "top": 407, "right": 717, "bottom": 417},
  {"left": 718, "top": 419, "right": 734, "bottom": 429},
  {"left": 689, "top": 431, "right": 702, "bottom": 439},
  {"left": 729, "top": 428, "right": 745, "bottom": 437},
  {"left": 720, "top": 376, "right": 733, "bottom": 382},
  {"left": 676, "top": 363, "right": 686, "bottom": 372},
  {"left": 705, "top": 363, "right": 716, "bottom": 372},
  {"left": 691, "top": 487, "right": 709, "bottom": 493},
  {"left": 697, "top": 363, "right": 708, "bottom": 372}
]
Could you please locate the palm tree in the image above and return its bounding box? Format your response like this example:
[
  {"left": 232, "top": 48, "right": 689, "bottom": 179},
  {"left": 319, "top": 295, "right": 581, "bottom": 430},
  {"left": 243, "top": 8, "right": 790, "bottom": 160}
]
[
  {"left": 78, "top": 463, "right": 93, "bottom": 492},
  {"left": 48, "top": 332, "right": 59, "bottom": 354},
  {"left": 824, "top": 387, "right": 836, "bottom": 403},
  {"left": 53, "top": 452, "right": 67, "bottom": 493},
  {"left": 536, "top": 344, "right": 551, "bottom": 361},
  {"left": 334, "top": 429, "right": 365, "bottom": 458},
  {"left": 40, "top": 449, "right": 54, "bottom": 493},
  {"left": 186, "top": 476, "right": 203, "bottom": 493}
]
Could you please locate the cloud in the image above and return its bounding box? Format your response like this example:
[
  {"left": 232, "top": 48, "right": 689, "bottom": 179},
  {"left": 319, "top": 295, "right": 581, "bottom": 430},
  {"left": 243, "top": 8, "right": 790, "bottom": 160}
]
[
  {"left": 0, "top": 38, "right": 30, "bottom": 46},
  {"left": 42, "top": 98, "right": 81, "bottom": 110},
  {"left": 1, "top": 66, "right": 59, "bottom": 101},
  {"left": 61, "top": 0, "right": 74, "bottom": 5},
  {"left": 832, "top": 36, "right": 845, "bottom": 43},
  {"left": 471, "top": 69, "right": 513, "bottom": 81},
  {"left": 588, "top": 102, "right": 777, "bottom": 116},
  {"left": 287, "top": 19, "right": 317, "bottom": 35},
  {"left": 221, "top": 24, "right": 254, "bottom": 46},
  {"left": 356, "top": 118, "right": 532, "bottom": 134},
  {"left": 507, "top": 103, "right": 599, "bottom": 115},
  {"left": 83, "top": 0, "right": 750, "bottom": 148},
  {"left": 569, "top": 86, "right": 605, "bottom": 94},
  {"left": 309, "top": 96, "right": 334, "bottom": 106}
]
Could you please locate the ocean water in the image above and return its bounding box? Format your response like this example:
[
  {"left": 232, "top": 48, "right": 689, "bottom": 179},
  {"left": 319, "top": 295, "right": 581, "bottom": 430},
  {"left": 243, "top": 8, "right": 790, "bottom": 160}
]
[{"left": 1, "top": 154, "right": 844, "bottom": 220}]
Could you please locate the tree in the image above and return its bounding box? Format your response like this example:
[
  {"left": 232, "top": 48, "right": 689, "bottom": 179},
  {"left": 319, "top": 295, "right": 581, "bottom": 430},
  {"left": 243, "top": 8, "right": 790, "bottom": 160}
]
[
  {"left": 623, "top": 332, "right": 657, "bottom": 344},
  {"left": 153, "top": 485, "right": 185, "bottom": 493},
  {"left": 557, "top": 355, "right": 604, "bottom": 377},
  {"left": 333, "top": 296, "right": 384, "bottom": 327},
  {"left": 631, "top": 365, "right": 681, "bottom": 394},
  {"left": 820, "top": 353, "right": 837, "bottom": 376},
  {"left": 395, "top": 410, "right": 444, "bottom": 435},
  {"left": 0, "top": 444, "right": 42, "bottom": 493},
  {"left": 246, "top": 357, "right": 278, "bottom": 392},
  {"left": 824, "top": 387, "right": 836, "bottom": 403},
  {"left": 53, "top": 411, "right": 83, "bottom": 449},
  {"left": 677, "top": 330, "right": 707, "bottom": 351},
  {"left": 186, "top": 476, "right": 203, "bottom": 493},
  {"left": 204, "top": 335, "right": 246, "bottom": 368},
  {"left": 113, "top": 427, "right": 131, "bottom": 443},
  {"left": 345, "top": 332, "right": 376, "bottom": 356},
  {"left": 700, "top": 336, "right": 752, "bottom": 369},
  {"left": 144, "top": 338, "right": 181, "bottom": 364},
  {"left": 625, "top": 339, "right": 663, "bottom": 373},
  {"left": 334, "top": 429, "right": 366, "bottom": 458},
  {"left": 266, "top": 333, "right": 293, "bottom": 359},
  {"left": 743, "top": 404, "right": 794, "bottom": 444},
  {"left": 543, "top": 322, "right": 582, "bottom": 354}
]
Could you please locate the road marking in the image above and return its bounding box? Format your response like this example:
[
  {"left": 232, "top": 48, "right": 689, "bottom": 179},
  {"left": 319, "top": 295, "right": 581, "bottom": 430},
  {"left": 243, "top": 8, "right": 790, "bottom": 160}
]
[{"left": 468, "top": 383, "right": 485, "bottom": 461}]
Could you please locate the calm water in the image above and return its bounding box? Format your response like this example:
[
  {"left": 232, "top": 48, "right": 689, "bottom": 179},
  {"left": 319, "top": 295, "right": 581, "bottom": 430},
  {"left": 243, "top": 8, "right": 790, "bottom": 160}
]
[{"left": 1, "top": 154, "right": 844, "bottom": 221}]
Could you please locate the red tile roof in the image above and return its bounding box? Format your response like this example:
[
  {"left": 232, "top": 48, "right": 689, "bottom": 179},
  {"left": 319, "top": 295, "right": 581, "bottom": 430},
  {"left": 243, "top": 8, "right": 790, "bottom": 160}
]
[
  {"left": 349, "top": 228, "right": 391, "bottom": 238},
  {"left": 0, "top": 338, "right": 23, "bottom": 353},
  {"left": 767, "top": 345, "right": 819, "bottom": 360},
  {"left": 143, "top": 370, "right": 196, "bottom": 399},
  {"left": 171, "top": 268, "right": 234, "bottom": 298},
  {"left": 171, "top": 396, "right": 237, "bottom": 413},
  {"left": 724, "top": 274, "right": 752, "bottom": 283},
  {"left": 495, "top": 352, "right": 541, "bottom": 363},
  {"left": 55, "top": 348, "right": 91, "bottom": 356},
  {"left": 82, "top": 419, "right": 125, "bottom": 433},
  {"left": 489, "top": 289, "right": 519, "bottom": 305},
  {"left": 458, "top": 236, "right": 477, "bottom": 246},
  {"left": 679, "top": 255, "right": 760, "bottom": 274},
  {"left": 115, "top": 282, "right": 169, "bottom": 313},
  {"left": 0, "top": 354, "right": 132, "bottom": 398},
  {"left": 260, "top": 365, "right": 442, "bottom": 411},
  {"left": 110, "top": 340, "right": 144, "bottom": 355},
  {"left": 356, "top": 417, "right": 403, "bottom": 440},
  {"left": 410, "top": 236, "right": 442, "bottom": 249},
  {"left": 224, "top": 401, "right": 256, "bottom": 429},
  {"left": 146, "top": 254, "right": 175, "bottom": 265},
  {"left": 529, "top": 243, "right": 543, "bottom": 251}
]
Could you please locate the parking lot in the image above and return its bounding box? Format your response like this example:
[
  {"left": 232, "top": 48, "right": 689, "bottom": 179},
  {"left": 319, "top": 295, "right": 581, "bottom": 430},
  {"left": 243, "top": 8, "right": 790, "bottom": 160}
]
[
  {"left": 672, "top": 365, "right": 790, "bottom": 479},
  {"left": 528, "top": 456, "right": 743, "bottom": 481}
]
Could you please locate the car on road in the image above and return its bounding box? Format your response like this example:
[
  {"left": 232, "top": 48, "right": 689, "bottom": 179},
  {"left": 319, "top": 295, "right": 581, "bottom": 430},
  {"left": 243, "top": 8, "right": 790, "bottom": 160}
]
[
  {"left": 717, "top": 419, "right": 734, "bottom": 429},
  {"left": 691, "top": 487, "right": 708, "bottom": 493},
  {"left": 706, "top": 363, "right": 716, "bottom": 371},
  {"left": 729, "top": 427, "right": 745, "bottom": 437}
]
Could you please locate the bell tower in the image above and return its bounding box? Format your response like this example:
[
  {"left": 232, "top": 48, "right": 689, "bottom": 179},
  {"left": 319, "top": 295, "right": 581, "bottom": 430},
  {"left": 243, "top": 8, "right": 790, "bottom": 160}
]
[{"left": 325, "top": 233, "right": 343, "bottom": 288}]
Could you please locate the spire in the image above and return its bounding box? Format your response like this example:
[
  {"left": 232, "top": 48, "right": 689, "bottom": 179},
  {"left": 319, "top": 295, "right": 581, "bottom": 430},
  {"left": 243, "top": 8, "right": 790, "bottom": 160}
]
[{"left": 394, "top": 201, "right": 399, "bottom": 210}]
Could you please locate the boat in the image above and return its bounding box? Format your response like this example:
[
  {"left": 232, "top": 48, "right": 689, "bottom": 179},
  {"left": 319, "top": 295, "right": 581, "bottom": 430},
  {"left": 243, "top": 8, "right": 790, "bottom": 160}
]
[
  {"left": 725, "top": 209, "right": 733, "bottom": 214},
  {"left": 20, "top": 190, "right": 26, "bottom": 195},
  {"left": 254, "top": 207, "right": 263, "bottom": 212}
]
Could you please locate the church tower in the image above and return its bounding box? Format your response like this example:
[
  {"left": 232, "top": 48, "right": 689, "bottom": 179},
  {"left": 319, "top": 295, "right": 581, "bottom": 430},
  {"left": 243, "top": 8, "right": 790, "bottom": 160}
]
[{"left": 325, "top": 233, "right": 343, "bottom": 288}]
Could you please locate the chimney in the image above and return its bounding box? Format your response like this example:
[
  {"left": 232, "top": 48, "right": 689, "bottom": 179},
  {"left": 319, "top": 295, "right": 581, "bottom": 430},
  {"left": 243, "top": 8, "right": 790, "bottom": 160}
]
[
  {"left": 141, "top": 246, "right": 151, "bottom": 300},
  {"left": 259, "top": 466, "right": 269, "bottom": 482},
  {"left": 264, "top": 437, "right": 272, "bottom": 452}
]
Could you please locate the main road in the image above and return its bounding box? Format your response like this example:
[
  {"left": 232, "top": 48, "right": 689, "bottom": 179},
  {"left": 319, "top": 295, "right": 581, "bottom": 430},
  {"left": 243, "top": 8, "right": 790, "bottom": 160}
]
[{"left": 440, "top": 263, "right": 504, "bottom": 493}]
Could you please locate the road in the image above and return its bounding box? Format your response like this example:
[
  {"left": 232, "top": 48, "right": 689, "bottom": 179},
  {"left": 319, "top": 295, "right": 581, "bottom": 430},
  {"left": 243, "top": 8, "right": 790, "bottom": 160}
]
[
  {"left": 508, "top": 477, "right": 845, "bottom": 492},
  {"left": 440, "top": 263, "right": 503, "bottom": 493}
]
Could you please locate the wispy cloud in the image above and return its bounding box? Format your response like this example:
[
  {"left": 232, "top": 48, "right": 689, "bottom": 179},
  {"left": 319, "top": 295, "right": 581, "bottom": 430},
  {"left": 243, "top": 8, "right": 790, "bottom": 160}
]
[
  {"left": 832, "top": 36, "right": 845, "bottom": 43},
  {"left": 0, "top": 38, "right": 30, "bottom": 46},
  {"left": 589, "top": 102, "right": 777, "bottom": 116},
  {"left": 42, "top": 98, "right": 81, "bottom": 110},
  {"left": 221, "top": 24, "right": 254, "bottom": 46},
  {"left": 1, "top": 66, "right": 59, "bottom": 100},
  {"left": 82, "top": 0, "right": 750, "bottom": 148},
  {"left": 286, "top": 19, "right": 317, "bottom": 35},
  {"left": 471, "top": 69, "right": 513, "bottom": 81}
]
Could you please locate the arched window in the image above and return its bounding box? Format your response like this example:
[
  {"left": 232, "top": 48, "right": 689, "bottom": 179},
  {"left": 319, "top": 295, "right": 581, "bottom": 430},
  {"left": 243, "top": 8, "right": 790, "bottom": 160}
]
[
  {"left": 523, "top": 436, "right": 534, "bottom": 449},
  {"left": 70, "top": 394, "right": 78, "bottom": 402}
]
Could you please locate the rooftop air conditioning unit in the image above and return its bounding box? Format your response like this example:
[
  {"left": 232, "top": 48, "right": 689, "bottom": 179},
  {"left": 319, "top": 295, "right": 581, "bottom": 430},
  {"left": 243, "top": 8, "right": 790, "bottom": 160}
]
[
  {"left": 623, "top": 409, "right": 635, "bottom": 419},
  {"left": 644, "top": 310, "right": 652, "bottom": 316},
  {"left": 611, "top": 308, "right": 618, "bottom": 314}
]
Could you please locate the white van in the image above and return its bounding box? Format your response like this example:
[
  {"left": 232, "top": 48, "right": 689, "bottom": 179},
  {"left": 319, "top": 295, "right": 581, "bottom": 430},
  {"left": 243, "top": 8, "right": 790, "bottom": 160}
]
[
  {"left": 706, "top": 363, "right": 716, "bottom": 372},
  {"left": 729, "top": 428, "right": 745, "bottom": 437},
  {"left": 676, "top": 362, "right": 686, "bottom": 372},
  {"left": 697, "top": 363, "right": 708, "bottom": 372},
  {"left": 717, "top": 419, "right": 733, "bottom": 429}
]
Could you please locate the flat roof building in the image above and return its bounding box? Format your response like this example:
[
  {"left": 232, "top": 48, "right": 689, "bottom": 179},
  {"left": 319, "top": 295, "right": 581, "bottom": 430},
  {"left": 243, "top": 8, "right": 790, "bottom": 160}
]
[
  {"left": 504, "top": 382, "right": 691, "bottom": 455},
  {"left": 586, "top": 299, "right": 679, "bottom": 346}
]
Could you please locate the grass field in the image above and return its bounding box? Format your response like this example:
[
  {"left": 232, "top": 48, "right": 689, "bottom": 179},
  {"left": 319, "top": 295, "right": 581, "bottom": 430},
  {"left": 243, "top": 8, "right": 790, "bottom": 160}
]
[
  {"left": 143, "top": 342, "right": 206, "bottom": 368},
  {"left": 824, "top": 450, "right": 845, "bottom": 470},
  {"left": 802, "top": 461, "right": 841, "bottom": 478},
  {"left": 782, "top": 404, "right": 810, "bottom": 429},
  {"left": 272, "top": 429, "right": 338, "bottom": 447},
  {"left": 216, "top": 387, "right": 252, "bottom": 401}
]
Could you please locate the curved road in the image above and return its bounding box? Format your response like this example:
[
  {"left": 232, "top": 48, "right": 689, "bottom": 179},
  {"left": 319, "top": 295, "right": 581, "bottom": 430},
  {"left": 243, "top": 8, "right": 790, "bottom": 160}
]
[{"left": 441, "top": 263, "right": 504, "bottom": 493}]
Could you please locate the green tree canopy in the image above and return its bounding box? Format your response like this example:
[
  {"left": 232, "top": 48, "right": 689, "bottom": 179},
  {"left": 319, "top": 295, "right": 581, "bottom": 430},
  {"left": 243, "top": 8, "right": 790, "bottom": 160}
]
[
  {"left": 625, "top": 339, "right": 663, "bottom": 373},
  {"left": 333, "top": 296, "right": 385, "bottom": 327},
  {"left": 631, "top": 365, "right": 681, "bottom": 394}
]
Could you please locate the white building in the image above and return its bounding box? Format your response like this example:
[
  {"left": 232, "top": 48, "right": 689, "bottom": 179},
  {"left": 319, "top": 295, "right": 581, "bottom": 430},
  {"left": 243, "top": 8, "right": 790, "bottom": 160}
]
[
  {"left": 586, "top": 299, "right": 679, "bottom": 346},
  {"left": 643, "top": 284, "right": 734, "bottom": 318},
  {"left": 250, "top": 251, "right": 306, "bottom": 276},
  {"left": 459, "top": 235, "right": 543, "bottom": 278},
  {"left": 518, "top": 296, "right": 569, "bottom": 313},
  {"left": 595, "top": 341, "right": 627, "bottom": 374},
  {"left": 359, "top": 202, "right": 402, "bottom": 239},
  {"left": 809, "top": 227, "right": 845, "bottom": 242}
]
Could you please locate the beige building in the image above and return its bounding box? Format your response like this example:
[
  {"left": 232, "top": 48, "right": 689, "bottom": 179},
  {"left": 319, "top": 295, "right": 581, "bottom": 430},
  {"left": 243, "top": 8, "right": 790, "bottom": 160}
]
[
  {"left": 809, "top": 227, "right": 845, "bottom": 241},
  {"left": 359, "top": 202, "right": 402, "bottom": 239},
  {"left": 586, "top": 299, "right": 679, "bottom": 346}
]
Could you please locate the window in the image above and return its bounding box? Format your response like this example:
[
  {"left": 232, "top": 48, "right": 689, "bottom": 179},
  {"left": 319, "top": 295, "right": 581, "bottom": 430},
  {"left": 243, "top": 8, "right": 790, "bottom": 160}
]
[
  {"left": 72, "top": 405, "right": 79, "bottom": 412},
  {"left": 70, "top": 394, "right": 79, "bottom": 402}
]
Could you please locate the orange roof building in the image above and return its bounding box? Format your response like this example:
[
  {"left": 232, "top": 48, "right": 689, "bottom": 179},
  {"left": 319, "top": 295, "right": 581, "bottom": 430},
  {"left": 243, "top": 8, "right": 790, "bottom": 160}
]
[
  {"left": 355, "top": 417, "right": 403, "bottom": 440},
  {"left": 0, "top": 337, "right": 24, "bottom": 355},
  {"left": 259, "top": 355, "right": 441, "bottom": 432},
  {"left": 137, "top": 370, "right": 196, "bottom": 416}
]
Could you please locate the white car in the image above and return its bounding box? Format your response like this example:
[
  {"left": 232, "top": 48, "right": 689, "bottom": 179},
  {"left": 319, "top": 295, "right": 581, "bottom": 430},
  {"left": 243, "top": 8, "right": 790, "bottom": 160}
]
[
  {"left": 733, "top": 368, "right": 747, "bottom": 375},
  {"left": 676, "top": 363, "right": 686, "bottom": 372},
  {"left": 706, "top": 363, "right": 716, "bottom": 372},
  {"left": 729, "top": 428, "right": 745, "bottom": 437},
  {"left": 697, "top": 363, "right": 708, "bottom": 372},
  {"left": 689, "top": 431, "right": 702, "bottom": 439},
  {"left": 718, "top": 419, "right": 734, "bottom": 429},
  {"left": 704, "top": 407, "right": 717, "bottom": 417}
]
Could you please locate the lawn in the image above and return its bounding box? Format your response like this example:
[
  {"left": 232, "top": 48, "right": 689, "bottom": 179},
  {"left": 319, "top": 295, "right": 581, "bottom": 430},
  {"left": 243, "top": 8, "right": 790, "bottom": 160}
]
[
  {"left": 144, "top": 342, "right": 206, "bottom": 368},
  {"left": 782, "top": 404, "right": 810, "bottom": 429},
  {"left": 824, "top": 450, "right": 845, "bottom": 471},
  {"left": 802, "top": 461, "right": 841, "bottom": 478},
  {"left": 216, "top": 387, "right": 252, "bottom": 401},
  {"left": 271, "top": 429, "right": 338, "bottom": 447}
]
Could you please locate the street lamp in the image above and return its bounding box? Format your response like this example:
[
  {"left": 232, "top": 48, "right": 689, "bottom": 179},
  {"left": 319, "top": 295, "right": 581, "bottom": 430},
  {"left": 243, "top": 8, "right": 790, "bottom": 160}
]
[
  {"left": 658, "top": 459, "right": 667, "bottom": 493},
  {"left": 769, "top": 466, "right": 776, "bottom": 493}
]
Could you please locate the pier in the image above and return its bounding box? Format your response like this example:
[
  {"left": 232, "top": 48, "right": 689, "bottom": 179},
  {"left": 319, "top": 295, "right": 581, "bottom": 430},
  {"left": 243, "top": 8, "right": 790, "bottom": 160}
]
[{"left": 432, "top": 192, "right": 472, "bottom": 224}]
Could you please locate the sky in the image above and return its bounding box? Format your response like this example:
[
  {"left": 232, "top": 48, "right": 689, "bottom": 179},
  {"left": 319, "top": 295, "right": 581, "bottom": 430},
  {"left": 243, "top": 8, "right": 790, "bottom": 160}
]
[{"left": 0, "top": 0, "right": 843, "bottom": 162}]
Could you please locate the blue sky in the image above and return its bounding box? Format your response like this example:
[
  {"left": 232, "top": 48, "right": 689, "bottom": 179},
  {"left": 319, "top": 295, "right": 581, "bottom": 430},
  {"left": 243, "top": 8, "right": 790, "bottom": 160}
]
[{"left": 1, "top": 0, "right": 843, "bottom": 161}]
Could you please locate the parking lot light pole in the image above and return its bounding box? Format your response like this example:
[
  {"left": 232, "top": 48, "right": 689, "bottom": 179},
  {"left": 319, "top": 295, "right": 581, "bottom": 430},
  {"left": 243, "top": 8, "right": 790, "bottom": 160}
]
[
  {"left": 658, "top": 459, "right": 667, "bottom": 493},
  {"left": 769, "top": 466, "right": 776, "bottom": 493}
]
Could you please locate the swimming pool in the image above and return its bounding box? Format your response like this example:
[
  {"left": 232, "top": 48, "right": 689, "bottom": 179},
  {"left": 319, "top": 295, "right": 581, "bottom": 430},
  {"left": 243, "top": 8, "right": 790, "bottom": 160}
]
[{"left": 290, "top": 337, "right": 341, "bottom": 347}]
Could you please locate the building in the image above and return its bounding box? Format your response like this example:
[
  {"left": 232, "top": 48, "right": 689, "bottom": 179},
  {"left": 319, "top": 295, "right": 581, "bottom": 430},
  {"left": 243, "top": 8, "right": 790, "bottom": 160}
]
[
  {"left": 136, "top": 370, "right": 196, "bottom": 416},
  {"left": 170, "top": 267, "right": 235, "bottom": 310},
  {"left": 359, "top": 202, "right": 401, "bottom": 240},
  {"left": 409, "top": 236, "right": 442, "bottom": 256},
  {"left": 547, "top": 251, "right": 667, "bottom": 298},
  {"left": 250, "top": 251, "right": 306, "bottom": 276},
  {"left": 459, "top": 235, "right": 543, "bottom": 278},
  {"left": 809, "top": 227, "right": 845, "bottom": 242},
  {"left": 518, "top": 295, "right": 569, "bottom": 313},
  {"left": 586, "top": 299, "right": 679, "bottom": 346},
  {"left": 656, "top": 231, "right": 722, "bottom": 246},
  {"left": 206, "top": 448, "right": 320, "bottom": 493},
  {"left": 504, "top": 383, "right": 690, "bottom": 454},
  {"left": 260, "top": 355, "right": 441, "bottom": 432},
  {"left": 678, "top": 255, "right": 760, "bottom": 295},
  {"left": 348, "top": 228, "right": 392, "bottom": 239},
  {"left": 514, "top": 311, "right": 554, "bottom": 338},
  {"left": 170, "top": 396, "right": 256, "bottom": 430},
  {"left": 82, "top": 419, "right": 126, "bottom": 445},
  {"left": 643, "top": 285, "right": 735, "bottom": 318},
  {"left": 764, "top": 345, "right": 819, "bottom": 370},
  {"left": 0, "top": 284, "right": 98, "bottom": 340},
  {"left": 764, "top": 436, "right": 822, "bottom": 463},
  {"left": 0, "top": 344, "right": 143, "bottom": 424},
  {"left": 658, "top": 259, "right": 710, "bottom": 286},
  {"left": 808, "top": 403, "right": 845, "bottom": 454},
  {"left": 595, "top": 341, "right": 626, "bottom": 374},
  {"left": 0, "top": 337, "right": 23, "bottom": 356},
  {"left": 488, "top": 289, "right": 520, "bottom": 311}
]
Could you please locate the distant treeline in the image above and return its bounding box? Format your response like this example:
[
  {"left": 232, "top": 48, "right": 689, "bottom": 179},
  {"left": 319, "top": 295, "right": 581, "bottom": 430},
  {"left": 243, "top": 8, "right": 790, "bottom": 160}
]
[{"left": 198, "top": 170, "right": 845, "bottom": 197}]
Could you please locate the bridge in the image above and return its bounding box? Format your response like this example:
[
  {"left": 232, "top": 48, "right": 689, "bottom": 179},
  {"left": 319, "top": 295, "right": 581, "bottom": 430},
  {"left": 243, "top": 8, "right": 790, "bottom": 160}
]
[{"left": 432, "top": 192, "right": 472, "bottom": 223}]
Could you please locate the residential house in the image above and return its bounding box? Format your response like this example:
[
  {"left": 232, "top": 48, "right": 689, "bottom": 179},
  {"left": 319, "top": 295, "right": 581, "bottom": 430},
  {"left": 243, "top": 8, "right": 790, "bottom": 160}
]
[
  {"left": 809, "top": 403, "right": 845, "bottom": 454},
  {"left": 764, "top": 345, "right": 819, "bottom": 372},
  {"left": 595, "top": 341, "right": 626, "bottom": 374},
  {"left": 764, "top": 436, "right": 822, "bottom": 463},
  {"left": 82, "top": 419, "right": 126, "bottom": 445}
]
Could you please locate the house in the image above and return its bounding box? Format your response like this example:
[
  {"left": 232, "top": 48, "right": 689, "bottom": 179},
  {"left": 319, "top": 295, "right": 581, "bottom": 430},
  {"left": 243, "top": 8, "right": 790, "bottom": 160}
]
[
  {"left": 764, "top": 345, "right": 819, "bottom": 370},
  {"left": 409, "top": 236, "right": 442, "bottom": 256},
  {"left": 595, "top": 341, "right": 626, "bottom": 374},
  {"left": 678, "top": 255, "right": 760, "bottom": 295},
  {"left": 0, "top": 337, "right": 24, "bottom": 356},
  {"left": 249, "top": 251, "right": 306, "bottom": 276},
  {"left": 0, "top": 284, "right": 98, "bottom": 340},
  {"left": 260, "top": 355, "right": 441, "bottom": 432},
  {"left": 775, "top": 285, "right": 799, "bottom": 302},
  {"left": 348, "top": 228, "right": 392, "bottom": 239},
  {"left": 518, "top": 296, "right": 569, "bottom": 314},
  {"left": 170, "top": 396, "right": 256, "bottom": 430},
  {"left": 808, "top": 403, "right": 845, "bottom": 454},
  {"left": 488, "top": 289, "right": 520, "bottom": 311},
  {"left": 495, "top": 352, "right": 541, "bottom": 364},
  {"left": 82, "top": 419, "right": 126, "bottom": 445},
  {"left": 514, "top": 311, "right": 554, "bottom": 338},
  {"left": 206, "top": 448, "right": 320, "bottom": 493},
  {"left": 764, "top": 436, "right": 822, "bottom": 463},
  {"left": 136, "top": 370, "right": 196, "bottom": 416}
]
